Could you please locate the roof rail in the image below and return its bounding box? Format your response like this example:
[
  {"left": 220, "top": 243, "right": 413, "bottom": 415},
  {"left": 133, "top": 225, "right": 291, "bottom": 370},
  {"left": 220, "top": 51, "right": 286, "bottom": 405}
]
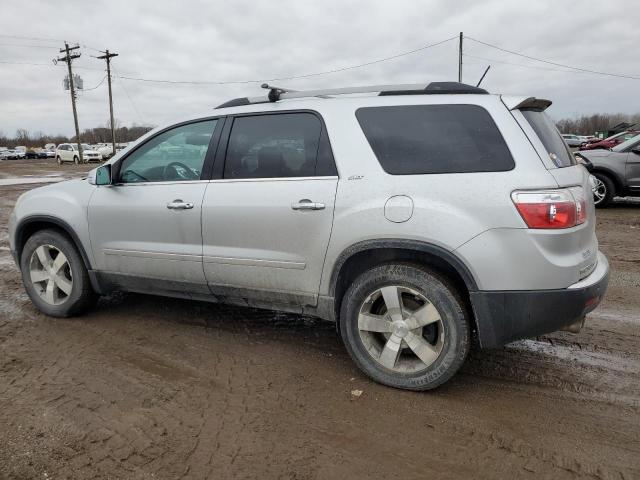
[{"left": 215, "top": 81, "right": 488, "bottom": 109}]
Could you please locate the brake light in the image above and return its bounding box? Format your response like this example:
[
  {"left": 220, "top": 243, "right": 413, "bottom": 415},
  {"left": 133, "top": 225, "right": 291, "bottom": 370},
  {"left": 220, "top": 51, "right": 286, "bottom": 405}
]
[{"left": 511, "top": 187, "right": 588, "bottom": 229}]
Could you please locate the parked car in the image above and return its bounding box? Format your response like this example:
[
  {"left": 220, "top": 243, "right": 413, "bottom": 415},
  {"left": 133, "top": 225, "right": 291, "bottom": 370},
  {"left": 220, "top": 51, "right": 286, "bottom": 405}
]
[
  {"left": 96, "top": 144, "right": 115, "bottom": 159},
  {"left": 561, "top": 134, "right": 582, "bottom": 147},
  {"left": 55, "top": 143, "right": 103, "bottom": 164},
  {"left": 580, "top": 131, "right": 639, "bottom": 150},
  {"left": 0, "top": 149, "right": 15, "bottom": 160},
  {"left": 8, "top": 82, "right": 609, "bottom": 391},
  {"left": 25, "top": 148, "right": 48, "bottom": 159},
  {"left": 576, "top": 135, "right": 640, "bottom": 207}
]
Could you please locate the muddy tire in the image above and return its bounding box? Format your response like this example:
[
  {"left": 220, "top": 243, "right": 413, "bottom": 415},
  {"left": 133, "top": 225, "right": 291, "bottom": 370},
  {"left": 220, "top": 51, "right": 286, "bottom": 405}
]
[
  {"left": 20, "top": 229, "right": 96, "bottom": 317},
  {"left": 56, "top": 156, "right": 62, "bottom": 165},
  {"left": 73, "top": 156, "right": 79, "bottom": 165},
  {"left": 592, "top": 173, "right": 615, "bottom": 208},
  {"left": 339, "top": 264, "right": 470, "bottom": 391}
]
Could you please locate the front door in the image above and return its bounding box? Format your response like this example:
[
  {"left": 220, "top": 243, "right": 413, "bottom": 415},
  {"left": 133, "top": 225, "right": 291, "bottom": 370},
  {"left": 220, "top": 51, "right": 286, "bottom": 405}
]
[
  {"left": 88, "top": 119, "right": 220, "bottom": 293},
  {"left": 626, "top": 149, "right": 640, "bottom": 192},
  {"left": 201, "top": 112, "right": 338, "bottom": 306}
]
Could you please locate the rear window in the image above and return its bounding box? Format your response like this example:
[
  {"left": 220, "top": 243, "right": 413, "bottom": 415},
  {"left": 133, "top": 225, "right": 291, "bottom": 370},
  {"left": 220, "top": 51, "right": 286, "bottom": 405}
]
[
  {"left": 521, "top": 110, "right": 575, "bottom": 167},
  {"left": 356, "top": 104, "right": 514, "bottom": 175}
]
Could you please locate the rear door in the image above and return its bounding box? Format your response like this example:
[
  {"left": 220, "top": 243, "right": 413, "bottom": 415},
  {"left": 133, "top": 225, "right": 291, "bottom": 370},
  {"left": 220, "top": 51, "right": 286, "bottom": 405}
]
[
  {"left": 88, "top": 119, "right": 221, "bottom": 293},
  {"left": 201, "top": 111, "right": 338, "bottom": 306}
]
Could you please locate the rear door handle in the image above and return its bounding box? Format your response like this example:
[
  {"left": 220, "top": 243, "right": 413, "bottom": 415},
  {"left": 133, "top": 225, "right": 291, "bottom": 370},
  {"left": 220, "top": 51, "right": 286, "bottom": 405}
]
[
  {"left": 291, "top": 199, "right": 325, "bottom": 211},
  {"left": 167, "top": 199, "right": 194, "bottom": 210}
]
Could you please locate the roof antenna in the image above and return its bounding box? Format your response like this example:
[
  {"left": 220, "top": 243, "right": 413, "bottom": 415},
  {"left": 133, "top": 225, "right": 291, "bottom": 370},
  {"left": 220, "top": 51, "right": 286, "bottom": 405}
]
[
  {"left": 476, "top": 65, "right": 490, "bottom": 87},
  {"left": 261, "top": 83, "right": 297, "bottom": 102}
]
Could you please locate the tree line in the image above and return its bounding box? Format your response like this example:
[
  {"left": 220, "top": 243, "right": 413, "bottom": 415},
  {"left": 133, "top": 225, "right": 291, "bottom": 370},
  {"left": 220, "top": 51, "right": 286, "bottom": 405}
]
[
  {"left": 2, "top": 112, "right": 640, "bottom": 147},
  {"left": 555, "top": 112, "right": 640, "bottom": 136},
  {"left": 0, "top": 120, "right": 155, "bottom": 148}
]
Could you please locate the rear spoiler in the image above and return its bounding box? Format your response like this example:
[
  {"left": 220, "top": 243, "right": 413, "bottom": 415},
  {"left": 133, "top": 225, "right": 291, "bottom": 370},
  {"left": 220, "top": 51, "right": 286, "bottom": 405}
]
[{"left": 501, "top": 95, "right": 552, "bottom": 111}]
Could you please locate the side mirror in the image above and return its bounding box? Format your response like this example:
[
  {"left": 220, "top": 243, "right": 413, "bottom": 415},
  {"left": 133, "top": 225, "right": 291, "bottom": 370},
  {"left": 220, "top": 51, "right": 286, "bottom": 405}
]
[{"left": 95, "top": 164, "right": 112, "bottom": 185}]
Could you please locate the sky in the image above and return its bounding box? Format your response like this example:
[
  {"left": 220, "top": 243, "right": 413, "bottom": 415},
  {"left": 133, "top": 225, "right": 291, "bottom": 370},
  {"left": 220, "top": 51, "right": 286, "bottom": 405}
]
[{"left": 1, "top": 0, "right": 638, "bottom": 137}]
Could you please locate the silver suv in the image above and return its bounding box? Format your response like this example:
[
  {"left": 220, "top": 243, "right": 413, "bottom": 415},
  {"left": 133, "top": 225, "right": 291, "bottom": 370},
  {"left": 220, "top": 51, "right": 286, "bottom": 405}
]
[{"left": 9, "top": 82, "right": 609, "bottom": 390}]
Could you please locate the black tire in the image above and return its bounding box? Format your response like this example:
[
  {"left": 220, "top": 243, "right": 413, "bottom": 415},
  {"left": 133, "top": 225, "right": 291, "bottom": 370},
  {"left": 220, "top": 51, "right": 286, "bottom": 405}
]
[
  {"left": 56, "top": 156, "right": 62, "bottom": 165},
  {"left": 592, "top": 173, "right": 615, "bottom": 208},
  {"left": 20, "top": 229, "right": 96, "bottom": 317},
  {"left": 339, "top": 264, "right": 470, "bottom": 391},
  {"left": 73, "top": 156, "right": 79, "bottom": 165}
]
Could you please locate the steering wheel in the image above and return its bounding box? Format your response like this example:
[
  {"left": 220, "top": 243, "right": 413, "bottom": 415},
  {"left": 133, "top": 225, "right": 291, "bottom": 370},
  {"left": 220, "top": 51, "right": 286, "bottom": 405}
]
[
  {"left": 121, "top": 169, "right": 148, "bottom": 182},
  {"left": 163, "top": 161, "right": 198, "bottom": 181}
]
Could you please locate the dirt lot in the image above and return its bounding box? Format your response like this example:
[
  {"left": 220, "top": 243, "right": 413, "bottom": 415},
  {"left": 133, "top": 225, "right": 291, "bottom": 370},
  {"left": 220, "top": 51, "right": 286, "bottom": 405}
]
[{"left": 1, "top": 159, "right": 639, "bottom": 479}]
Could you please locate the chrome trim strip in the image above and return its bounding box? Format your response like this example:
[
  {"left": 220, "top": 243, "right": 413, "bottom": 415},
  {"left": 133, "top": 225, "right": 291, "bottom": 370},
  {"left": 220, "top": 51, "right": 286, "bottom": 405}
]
[
  {"left": 208, "top": 176, "right": 338, "bottom": 184},
  {"left": 103, "top": 249, "right": 202, "bottom": 262},
  {"left": 111, "top": 180, "right": 210, "bottom": 187},
  {"left": 203, "top": 255, "right": 306, "bottom": 270},
  {"left": 103, "top": 249, "right": 306, "bottom": 270}
]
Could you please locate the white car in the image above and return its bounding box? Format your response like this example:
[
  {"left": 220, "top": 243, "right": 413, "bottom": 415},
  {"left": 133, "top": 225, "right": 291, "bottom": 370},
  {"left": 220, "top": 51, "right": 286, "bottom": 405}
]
[
  {"left": 96, "top": 144, "right": 115, "bottom": 159},
  {"left": 55, "top": 143, "right": 102, "bottom": 164}
]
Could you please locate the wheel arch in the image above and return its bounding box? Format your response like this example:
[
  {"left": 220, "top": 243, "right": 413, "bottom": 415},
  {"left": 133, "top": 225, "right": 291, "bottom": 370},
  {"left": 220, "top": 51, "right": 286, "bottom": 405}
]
[
  {"left": 328, "top": 239, "right": 478, "bottom": 328},
  {"left": 591, "top": 167, "right": 624, "bottom": 194},
  {"left": 15, "top": 215, "right": 94, "bottom": 272}
]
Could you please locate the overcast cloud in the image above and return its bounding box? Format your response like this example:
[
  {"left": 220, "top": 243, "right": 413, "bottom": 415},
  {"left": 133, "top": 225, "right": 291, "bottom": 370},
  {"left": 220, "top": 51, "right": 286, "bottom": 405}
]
[{"left": 1, "top": 0, "right": 639, "bottom": 137}]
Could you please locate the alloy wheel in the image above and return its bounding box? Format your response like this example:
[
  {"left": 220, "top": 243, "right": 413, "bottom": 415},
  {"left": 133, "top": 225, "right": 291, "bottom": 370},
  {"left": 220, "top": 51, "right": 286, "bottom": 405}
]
[
  {"left": 29, "top": 245, "right": 73, "bottom": 305},
  {"left": 592, "top": 177, "right": 606, "bottom": 205},
  {"left": 357, "top": 285, "right": 444, "bottom": 373}
]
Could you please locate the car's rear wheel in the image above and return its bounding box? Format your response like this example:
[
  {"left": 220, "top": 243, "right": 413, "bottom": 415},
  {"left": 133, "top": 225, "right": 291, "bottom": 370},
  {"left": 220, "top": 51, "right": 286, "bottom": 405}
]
[
  {"left": 592, "top": 173, "right": 615, "bottom": 208},
  {"left": 56, "top": 156, "right": 62, "bottom": 165},
  {"left": 339, "top": 264, "right": 470, "bottom": 390},
  {"left": 73, "top": 156, "right": 79, "bottom": 165},
  {"left": 20, "top": 230, "right": 96, "bottom": 317}
]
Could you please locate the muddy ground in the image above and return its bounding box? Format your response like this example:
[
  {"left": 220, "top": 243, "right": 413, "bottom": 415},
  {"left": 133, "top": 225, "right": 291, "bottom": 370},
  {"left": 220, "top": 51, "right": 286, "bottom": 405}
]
[{"left": 1, "top": 159, "right": 639, "bottom": 479}]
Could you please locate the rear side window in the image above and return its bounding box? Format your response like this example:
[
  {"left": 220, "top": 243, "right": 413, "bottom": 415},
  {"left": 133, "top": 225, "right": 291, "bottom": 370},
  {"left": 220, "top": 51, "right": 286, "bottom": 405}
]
[
  {"left": 224, "top": 113, "right": 335, "bottom": 179},
  {"left": 356, "top": 105, "right": 514, "bottom": 175},
  {"left": 521, "top": 110, "right": 575, "bottom": 167}
]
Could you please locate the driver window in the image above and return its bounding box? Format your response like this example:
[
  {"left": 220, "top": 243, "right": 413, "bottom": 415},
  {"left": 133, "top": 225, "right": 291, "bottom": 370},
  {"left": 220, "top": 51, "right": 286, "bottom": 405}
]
[{"left": 118, "top": 120, "right": 217, "bottom": 183}]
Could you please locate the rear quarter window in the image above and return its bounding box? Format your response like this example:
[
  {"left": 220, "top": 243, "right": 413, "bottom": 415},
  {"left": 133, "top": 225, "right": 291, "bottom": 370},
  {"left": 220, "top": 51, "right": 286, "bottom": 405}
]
[
  {"left": 355, "top": 104, "right": 514, "bottom": 175},
  {"left": 520, "top": 109, "right": 576, "bottom": 167}
]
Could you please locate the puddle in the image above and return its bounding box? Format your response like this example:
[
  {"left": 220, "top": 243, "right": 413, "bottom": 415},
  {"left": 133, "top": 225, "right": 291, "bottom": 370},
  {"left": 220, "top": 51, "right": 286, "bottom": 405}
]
[{"left": 0, "top": 177, "right": 65, "bottom": 186}]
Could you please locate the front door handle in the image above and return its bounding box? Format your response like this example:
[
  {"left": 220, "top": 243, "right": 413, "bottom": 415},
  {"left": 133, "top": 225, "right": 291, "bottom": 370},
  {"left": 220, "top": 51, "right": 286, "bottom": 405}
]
[
  {"left": 291, "top": 199, "right": 326, "bottom": 211},
  {"left": 167, "top": 199, "right": 194, "bottom": 210}
]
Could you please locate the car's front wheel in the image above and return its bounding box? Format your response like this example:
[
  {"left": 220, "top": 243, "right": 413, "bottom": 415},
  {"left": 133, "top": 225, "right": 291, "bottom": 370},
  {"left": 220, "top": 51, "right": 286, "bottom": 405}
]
[
  {"left": 339, "top": 264, "right": 470, "bottom": 391},
  {"left": 20, "top": 230, "right": 96, "bottom": 317}
]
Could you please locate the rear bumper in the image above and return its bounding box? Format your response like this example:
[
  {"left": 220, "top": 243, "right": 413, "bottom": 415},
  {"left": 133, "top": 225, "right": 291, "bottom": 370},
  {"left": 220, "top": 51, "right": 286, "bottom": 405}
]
[{"left": 470, "top": 251, "right": 609, "bottom": 348}]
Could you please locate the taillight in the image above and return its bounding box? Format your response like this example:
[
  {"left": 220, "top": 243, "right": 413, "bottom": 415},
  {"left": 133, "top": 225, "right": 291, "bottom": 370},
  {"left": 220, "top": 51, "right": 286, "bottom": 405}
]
[{"left": 511, "top": 187, "right": 588, "bottom": 229}]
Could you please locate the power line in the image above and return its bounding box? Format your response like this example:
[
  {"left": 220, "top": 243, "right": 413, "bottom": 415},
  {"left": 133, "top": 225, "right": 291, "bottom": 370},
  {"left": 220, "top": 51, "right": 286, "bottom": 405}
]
[
  {"left": 466, "top": 36, "right": 640, "bottom": 81},
  {"left": 463, "top": 53, "right": 580, "bottom": 74},
  {"left": 0, "top": 60, "right": 54, "bottom": 67},
  {"left": 112, "top": 65, "right": 144, "bottom": 123},
  {"left": 81, "top": 75, "right": 108, "bottom": 91},
  {"left": 0, "top": 34, "right": 62, "bottom": 43},
  {"left": 117, "top": 35, "right": 458, "bottom": 85},
  {"left": 0, "top": 43, "right": 60, "bottom": 49}
]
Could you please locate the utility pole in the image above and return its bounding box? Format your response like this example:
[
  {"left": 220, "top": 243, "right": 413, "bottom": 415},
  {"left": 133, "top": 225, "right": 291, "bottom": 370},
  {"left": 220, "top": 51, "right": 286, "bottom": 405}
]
[
  {"left": 458, "top": 32, "right": 463, "bottom": 83},
  {"left": 96, "top": 49, "right": 118, "bottom": 157},
  {"left": 57, "top": 42, "right": 83, "bottom": 163}
]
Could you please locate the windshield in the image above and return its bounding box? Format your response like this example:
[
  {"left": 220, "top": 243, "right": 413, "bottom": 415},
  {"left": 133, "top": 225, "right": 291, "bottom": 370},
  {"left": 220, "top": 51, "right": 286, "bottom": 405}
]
[
  {"left": 521, "top": 109, "right": 575, "bottom": 167},
  {"left": 81, "top": 144, "right": 91, "bottom": 150},
  {"left": 613, "top": 135, "right": 640, "bottom": 152}
]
